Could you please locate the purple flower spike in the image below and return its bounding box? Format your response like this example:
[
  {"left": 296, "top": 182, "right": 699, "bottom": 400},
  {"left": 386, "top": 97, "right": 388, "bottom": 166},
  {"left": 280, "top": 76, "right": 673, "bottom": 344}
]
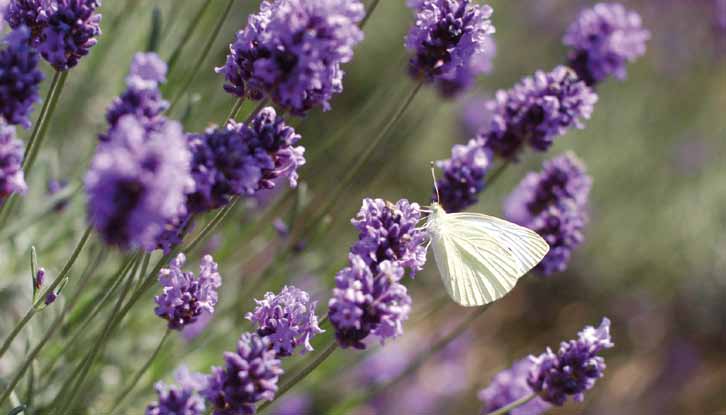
[
  {"left": 203, "top": 332, "right": 284, "bottom": 415},
  {"left": 102, "top": 52, "right": 169, "bottom": 142},
  {"left": 564, "top": 3, "right": 649, "bottom": 86},
  {"left": 504, "top": 152, "right": 591, "bottom": 275},
  {"left": 217, "top": 0, "right": 364, "bottom": 115},
  {"left": 434, "top": 137, "right": 491, "bottom": 213},
  {"left": 328, "top": 256, "right": 412, "bottom": 349},
  {"left": 85, "top": 115, "right": 194, "bottom": 251},
  {"left": 154, "top": 254, "right": 222, "bottom": 330},
  {"left": 0, "top": 123, "right": 27, "bottom": 203},
  {"left": 146, "top": 366, "right": 207, "bottom": 415},
  {"left": 405, "top": 0, "right": 495, "bottom": 97},
  {"left": 0, "top": 26, "right": 44, "bottom": 128},
  {"left": 350, "top": 198, "right": 428, "bottom": 276},
  {"left": 484, "top": 66, "right": 597, "bottom": 160},
  {"left": 186, "top": 107, "right": 304, "bottom": 213},
  {"left": 247, "top": 285, "right": 324, "bottom": 357},
  {"left": 5, "top": 0, "right": 102, "bottom": 71},
  {"left": 528, "top": 318, "right": 614, "bottom": 406},
  {"left": 479, "top": 358, "right": 551, "bottom": 415}
]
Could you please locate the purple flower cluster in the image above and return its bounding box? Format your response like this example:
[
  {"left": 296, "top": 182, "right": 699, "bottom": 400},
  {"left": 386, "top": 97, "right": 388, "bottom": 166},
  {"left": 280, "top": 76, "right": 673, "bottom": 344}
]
[
  {"left": 217, "top": 0, "right": 364, "bottom": 115},
  {"left": 434, "top": 137, "right": 491, "bottom": 212},
  {"left": 186, "top": 107, "right": 304, "bottom": 213},
  {"left": 4, "top": 0, "right": 102, "bottom": 71},
  {"left": 146, "top": 367, "right": 207, "bottom": 415},
  {"left": 328, "top": 199, "right": 426, "bottom": 349},
  {"left": 0, "top": 26, "right": 43, "bottom": 128},
  {"left": 154, "top": 254, "right": 222, "bottom": 330},
  {"left": 484, "top": 66, "right": 597, "bottom": 159},
  {"left": 564, "top": 3, "right": 649, "bottom": 86},
  {"left": 0, "top": 123, "right": 26, "bottom": 203},
  {"left": 478, "top": 358, "right": 551, "bottom": 415},
  {"left": 85, "top": 115, "right": 194, "bottom": 251},
  {"left": 350, "top": 198, "right": 428, "bottom": 275},
  {"left": 203, "top": 332, "right": 283, "bottom": 415},
  {"left": 528, "top": 318, "right": 614, "bottom": 406},
  {"left": 504, "top": 152, "right": 591, "bottom": 275},
  {"left": 247, "top": 285, "right": 324, "bottom": 357},
  {"left": 102, "top": 52, "right": 169, "bottom": 142},
  {"left": 405, "top": 0, "right": 496, "bottom": 97}
]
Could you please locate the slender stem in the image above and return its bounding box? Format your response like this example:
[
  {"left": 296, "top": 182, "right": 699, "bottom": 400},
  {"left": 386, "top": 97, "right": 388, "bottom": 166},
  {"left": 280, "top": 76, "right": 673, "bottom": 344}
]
[
  {"left": 166, "top": 0, "right": 215, "bottom": 73},
  {"left": 257, "top": 341, "right": 338, "bottom": 413},
  {"left": 110, "top": 329, "right": 172, "bottom": 414},
  {"left": 361, "top": 0, "right": 381, "bottom": 28},
  {"left": 0, "top": 248, "right": 97, "bottom": 407},
  {"left": 54, "top": 256, "right": 141, "bottom": 414},
  {"left": 325, "top": 306, "right": 488, "bottom": 415},
  {"left": 225, "top": 98, "right": 243, "bottom": 122},
  {"left": 486, "top": 161, "right": 510, "bottom": 189},
  {"left": 243, "top": 98, "right": 268, "bottom": 123},
  {"left": 0, "top": 226, "right": 92, "bottom": 361},
  {"left": 168, "top": 0, "right": 235, "bottom": 113},
  {"left": 182, "top": 199, "right": 237, "bottom": 253},
  {"left": 22, "top": 70, "right": 69, "bottom": 181},
  {"left": 486, "top": 393, "right": 537, "bottom": 415},
  {"left": 300, "top": 82, "right": 423, "bottom": 240}
]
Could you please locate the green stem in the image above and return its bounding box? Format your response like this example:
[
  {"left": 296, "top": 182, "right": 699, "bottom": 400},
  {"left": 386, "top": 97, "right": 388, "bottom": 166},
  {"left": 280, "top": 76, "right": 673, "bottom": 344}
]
[
  {"left": 168, "top": 0, "right": 235, "bottom": 113},
  {"left": 0, "top": 248, "right": 98, "bottom": 407},
  {"left": 258, "top": 341, "right": 338, "bottom": 413},
  {"left": 361, "top": 0, "right": 381, "bottom": 27},
  {"left": 326, "top": 306, "right": 487, "bottom": 415},
  {"left": 485, "top": 393, "right": 537, "bottom": 415},
  {"left": 110, "top": 329, "right": 172, "bottom": 414},
  {"left": 54, "top": 255, "right": 141, "bottom": 414},
  {"left": 486, "top": 161, "right": 510, "bottom": 189},
  {"left": 0, "top": 226, "right": 92, "bottom": 361},
  {"left": 225, "top": 98, "right": 244, "bottom": 122},
  {"left": 22, "top": 70, "right": 69, "bottom": 181},
  {"left": 243, "top": 98, "right": 268, "bottom": 123},
  {"left": 182, "top": 199, "right": 237, "bottom": 253},
  {"left": 299, "top": 82, "right": 423, "bottom": 241},
  {"left": 166, "top": 0, "right": 215, "bottom": 73}
]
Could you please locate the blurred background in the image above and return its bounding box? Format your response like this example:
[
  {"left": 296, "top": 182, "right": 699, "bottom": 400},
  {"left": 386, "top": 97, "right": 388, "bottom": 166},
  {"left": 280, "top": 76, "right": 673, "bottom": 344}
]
[{"left": 1, "top": 0, "right": 725, "bottom": 414}]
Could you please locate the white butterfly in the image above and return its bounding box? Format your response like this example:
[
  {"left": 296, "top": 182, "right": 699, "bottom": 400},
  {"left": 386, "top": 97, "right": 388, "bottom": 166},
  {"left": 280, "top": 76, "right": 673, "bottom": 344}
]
[{"left": 425, "top": 172, "right": 550, "bottom": 307}]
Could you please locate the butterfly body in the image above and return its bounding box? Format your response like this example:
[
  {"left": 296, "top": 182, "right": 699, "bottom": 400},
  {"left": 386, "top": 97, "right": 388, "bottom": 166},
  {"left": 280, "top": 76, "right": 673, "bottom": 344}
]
[{"left": 427, "top": 202, "right": 549, "bottom": 307}]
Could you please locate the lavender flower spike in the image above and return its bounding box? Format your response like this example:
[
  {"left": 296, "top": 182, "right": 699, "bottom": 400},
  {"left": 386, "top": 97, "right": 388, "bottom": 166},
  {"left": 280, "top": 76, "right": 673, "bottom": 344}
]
[
  {"left": 504, "top": 152, "right": 591, "bottom": 275},
  {"left": 247, "top": 285, "right": 324, "bottom": 357},
  {"left": 186, "top": 107, "right": 304, "bottom": 213},
  {"left": 0, "top": 123, "right": 27, "bottom": 203},
  {"left": 528, "top": 318, "right": 614, "bottom": 406},
  {"left": 564, "top": 3, "right": 650, "bottom": 86},
  {"left": 434, "top": 137, "right": 491, "bottom": 213},
  {"left": 146, "top": 366, "right": 207, "bottom": 415},
  {"left": 102, "top": 52, "right": 169, "bottom": 142},
  {"left": 5, "top": 0, "right": 102, "bottom": 71},
  {"left": 405, "top": 0, "right": 495, "bottom": 97},
  {"left": 85, "top": 115, "right": 194, "bottom": 251},
  {"left": 217, "top": 0, "right": 365, "bottom": 115},
  {"left": 479, "top": 358, "right": 551, "bottom": 415},
  {"left": 203, "top": 332, "right": 283, "bottom": 415},
  {"left": 484, "top": 66, "right": 597, "bottom": 159},
  {"left": 0, "top": 26, "right": 44, "bottom": 128},
  {"left": 154, "top": 254, "right": 222, "bottom": 330}
]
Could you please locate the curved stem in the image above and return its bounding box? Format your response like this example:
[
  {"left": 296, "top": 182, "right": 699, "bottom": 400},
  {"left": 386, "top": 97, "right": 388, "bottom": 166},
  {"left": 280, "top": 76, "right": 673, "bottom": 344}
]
[
  {"left": 361, "top": 0, "right": 381, "bottom": 28},
  {"left": 168, "top": 0, "right": 235, "bottom": 113},
  {"left": 486, "top": 161, "right": 511, "bottom": 189},
  {"left": 110, "top": 329, "right": 172, "bottom": 414},
  {"left": 486, "top": 393, "right": 537, "bottom": 415},
  {"left": 0, "top": 226, "right": 92, "bottom": 361},
  {"left": 166, "top": 0, "right": 215, "bottom": 73},
  {"left": 257, "top": 341, "right": 338, "bottom": 413},
  {"left": 225, "top": 98, "right": 244, "bottom": 122},
  {"left": 22, "top": 70, "right": 69, "bottom": 181}
]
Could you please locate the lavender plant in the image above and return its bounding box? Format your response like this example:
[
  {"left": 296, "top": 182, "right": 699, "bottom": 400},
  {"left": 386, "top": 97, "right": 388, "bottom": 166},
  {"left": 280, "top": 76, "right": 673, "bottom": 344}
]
[{"left": 0, "top": 1, "right": 665, "bottom": 414}]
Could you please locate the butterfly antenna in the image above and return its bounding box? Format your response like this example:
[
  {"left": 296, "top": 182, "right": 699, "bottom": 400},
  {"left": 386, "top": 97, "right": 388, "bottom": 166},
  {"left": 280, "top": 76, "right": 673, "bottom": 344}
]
[{"left": 430, "top": 161, "right": 440, "bottom": 203}]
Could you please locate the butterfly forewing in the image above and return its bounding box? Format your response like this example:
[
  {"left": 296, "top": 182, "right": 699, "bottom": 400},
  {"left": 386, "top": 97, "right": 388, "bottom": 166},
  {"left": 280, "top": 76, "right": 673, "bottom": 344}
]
[{"left": 431, "top": 210, "right": 549, "bottom": 307}]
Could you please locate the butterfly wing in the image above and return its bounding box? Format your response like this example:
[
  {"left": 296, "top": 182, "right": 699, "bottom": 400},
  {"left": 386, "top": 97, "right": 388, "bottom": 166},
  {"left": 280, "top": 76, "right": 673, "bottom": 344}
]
[{"left": 431, "top": 212, "right": 549, "bottom": 307}]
